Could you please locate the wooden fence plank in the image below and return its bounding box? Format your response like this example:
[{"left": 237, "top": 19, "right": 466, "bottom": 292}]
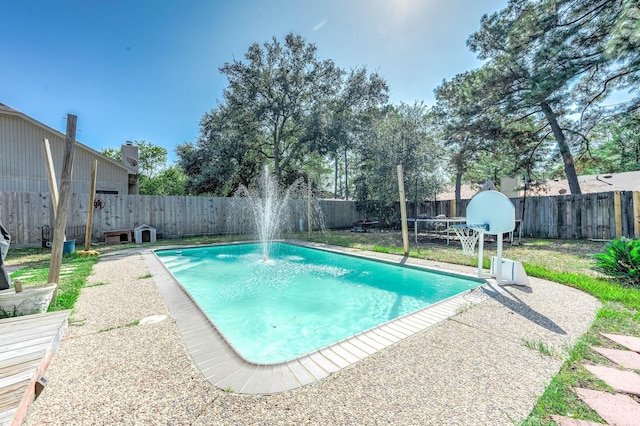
[{"left": 614, "top": 191, "right": 622, "bottom": 238}]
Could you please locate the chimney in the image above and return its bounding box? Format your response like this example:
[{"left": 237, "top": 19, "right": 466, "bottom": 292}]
[
  {"left": 120, "top": 142, "right": 139, "bottom": 174},
  {"left": 121, "top": 142, "right": 140, "bottom": 195}
]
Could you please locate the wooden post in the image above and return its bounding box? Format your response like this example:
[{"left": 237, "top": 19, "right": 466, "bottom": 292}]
[
  {"left": 397, "top": 165, "right": 410, "bottom": 255},
  {"left": 48, "top": 114, "right": 77, "bottom": 296},
  {"left": 614, "top": 191, "right": 622, "bottom": 238},
  {"left": 43, "top": 138, "right": 66, "bottom": 241},
  {"left": 307, "top": 182, "right": 312, "bottom": 240},
  {"left": 42, "top": 139, "right": 60, "bottom": 220},
  {"left": 634, "top": 191, "right": 640, "bottom": 238},
  {"left": 450, "top": 199, "right": 456, "bottom": 217},
  {"left": 84, "top": 160, "right": 98, "bottom": 250}
]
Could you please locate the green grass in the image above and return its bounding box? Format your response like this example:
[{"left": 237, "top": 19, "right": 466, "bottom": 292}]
[
  {"left": 521, "top": 339, "right": 559, "bottom": 358},
  {"left": 0, "top": 305, "right": 19, "bottom": 319},
  {"left": 98, "top": 319, "right": 141, "bottom": 333},
  {"left": 528, "top": 240, "right": 552, "bottom": 246},
  {"left": 8, "top": 252, "right": 99, "bottom": 312},
  {"left": 524, "top": 265, "right": 640, "bottom": 311},
  {"left": 371, "top": 245, "right": 403, "bottom": 254}
]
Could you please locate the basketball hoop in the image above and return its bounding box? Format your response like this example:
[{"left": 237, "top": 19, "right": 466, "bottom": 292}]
[
  {"left": 465, "top": 190, "right": 529, "bottom": 286},
  {"left": 451, "top": 225, "right": 482, "bottom": 255}
]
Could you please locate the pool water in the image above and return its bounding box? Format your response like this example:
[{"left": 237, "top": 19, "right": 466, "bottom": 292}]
[{"left": 156, "top": 243, "right": 482, "bottom": 364}]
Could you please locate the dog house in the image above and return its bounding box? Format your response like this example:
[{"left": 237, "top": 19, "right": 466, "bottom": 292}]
[
  {"left": 133, "top": 224, "right": 156, "bottom": 244},
  {"left": 104, "top": 229, "right": 132, "bottom": 244}
]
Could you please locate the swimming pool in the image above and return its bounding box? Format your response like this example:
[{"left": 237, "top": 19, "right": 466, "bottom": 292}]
[{"left": 156, "top": 242, "right": 483, "bottom": 364}]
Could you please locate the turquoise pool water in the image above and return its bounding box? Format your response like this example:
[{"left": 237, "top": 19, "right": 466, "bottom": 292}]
[{"left": 156, "top": 243, "right": 482, "bottom": 364}]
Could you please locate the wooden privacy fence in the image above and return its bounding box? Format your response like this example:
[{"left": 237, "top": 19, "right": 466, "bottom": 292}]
[
  {"left": 415, "top": 191, "right": 640, "bottom": 240},
  {"left": 1, "top": 191, "right": 638, "bottom": 246},
  {"left": 0, "top": 192, "right": 360, "bottom": 246}
]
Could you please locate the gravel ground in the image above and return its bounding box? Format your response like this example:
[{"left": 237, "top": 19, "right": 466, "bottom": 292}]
[{"left": 24, "top": 247, "right": 601, "bottom": 425}]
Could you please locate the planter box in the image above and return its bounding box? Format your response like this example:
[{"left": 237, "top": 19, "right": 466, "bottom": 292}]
[{"left": 0, "top": 284, "right": 57, "bottom": 317}]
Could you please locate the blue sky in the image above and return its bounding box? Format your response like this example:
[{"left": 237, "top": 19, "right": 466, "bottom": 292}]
[{"left": 1, "top": 0, "right": 506, "bottom": 163}]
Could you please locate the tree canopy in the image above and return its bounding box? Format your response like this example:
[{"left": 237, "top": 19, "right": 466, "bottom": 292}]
[
  {"left": 101, "top": 140, "right": 186, "bottom": 196},
  {"left": 178, "top": 33, "right": 389, "bottom": 196},
  {"left": 148, "top": 3, "right": 640, "bottom": 204},
  {"left": 435, "top": 0, "right": 639, "bottom": 198}
]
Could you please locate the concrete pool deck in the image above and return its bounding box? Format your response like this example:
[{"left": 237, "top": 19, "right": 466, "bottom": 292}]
[{"left": 24, "top": 244, "right": 601, "bottom": 425}]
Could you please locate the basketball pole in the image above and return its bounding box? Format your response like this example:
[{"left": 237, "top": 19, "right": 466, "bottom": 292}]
[
  {"left": 397, "top": 165, "right": 410, "bottom": 255},
  {"left": 477, "top": 232, "right": 484, "bottom": 278},
  {"left": 496, "top": 233, "right": 503, "bottom": 283}
]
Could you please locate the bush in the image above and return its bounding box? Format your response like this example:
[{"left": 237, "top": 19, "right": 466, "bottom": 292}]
[
  {"left": 355, "top": 200, "right": 401, "bottom": 229},
  {"left": 595, "top": 237, "right": 640, "bottom": 287}
]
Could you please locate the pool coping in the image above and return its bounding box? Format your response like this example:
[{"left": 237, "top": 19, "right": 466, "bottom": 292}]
[{"left": 144, "top": 241, "right": 492, "bottom": 395}]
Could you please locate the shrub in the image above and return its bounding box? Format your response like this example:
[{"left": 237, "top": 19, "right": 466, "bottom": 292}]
[{"left": 595, "top": 237, "right": 640, "bottom": 288}]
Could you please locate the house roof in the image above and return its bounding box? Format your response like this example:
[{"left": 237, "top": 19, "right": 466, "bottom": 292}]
[
  {"left": 0, "top": 103, "right": 128, "bottom": 171},
  {"left": 0, "top": 103, "right": 19, "bottom": 114},
  {"left": 527, "top": 171, "right": 640, "bottom": 196},
  {"left": 437, "top": 171, "right": 640, "bottom": 200},
  {"left": 433, "top": 181, "right": 489, "bottom": 201}
]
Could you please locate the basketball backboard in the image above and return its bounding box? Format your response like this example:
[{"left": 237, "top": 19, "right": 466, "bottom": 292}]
[{"left": 466, "top": 190, "right": 515, "bottom": 235}]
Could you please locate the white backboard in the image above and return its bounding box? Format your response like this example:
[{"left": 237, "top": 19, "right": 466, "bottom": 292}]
[{"left": 466, "top": 190, "right": 515, "bottom": 234}]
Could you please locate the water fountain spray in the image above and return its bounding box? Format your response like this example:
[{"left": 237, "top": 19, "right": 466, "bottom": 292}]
[{"left": 230, "top": 166, "right": 325, "bottom": 261}]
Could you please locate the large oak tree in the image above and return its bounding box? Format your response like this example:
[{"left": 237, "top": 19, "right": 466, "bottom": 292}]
[{"left": 179, "top": 33, "right": 388, "bottom": 195}]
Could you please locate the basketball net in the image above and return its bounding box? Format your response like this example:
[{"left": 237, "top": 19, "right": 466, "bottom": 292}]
[{"left": 452, "top": 226, "right": 481, "bottom": 255}]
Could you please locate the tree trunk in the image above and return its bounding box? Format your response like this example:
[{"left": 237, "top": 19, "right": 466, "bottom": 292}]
[
  {"left": 344, "top": 146, "right": 349, "bottom": 200},
  {"left": 540, "top": 101, "right": 582, "bottom": 194},
  {"left": 273, "top": 132, "right": 281, "bottom": 181},
  {"left": 455, "top": 170, "right": 463, "bottom": 206},
  {"left": 334, "top": 152, "right": 339, "bottom": 199}
]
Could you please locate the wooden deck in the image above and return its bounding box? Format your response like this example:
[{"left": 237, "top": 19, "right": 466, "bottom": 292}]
[{"left": 0, "top": 310, "right": 69, "bottom": 426}]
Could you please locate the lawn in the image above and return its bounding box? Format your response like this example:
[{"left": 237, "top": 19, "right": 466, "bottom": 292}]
[{"left": 4, "top": 230, "right": 639, "bottom": 424}]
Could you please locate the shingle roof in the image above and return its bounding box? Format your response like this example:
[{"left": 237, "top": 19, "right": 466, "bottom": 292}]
[
  {"left": 436, "top": 171, "right": 640, "bottom": 200},
  {"left": 433, "top": 180, "right": 492, "bottom": 201},
  {"left": 528, "top": 171, "right": 640, "bottom": 195},
  {"left": 0, "top": 103, "right": 20, "bottom": 113}
]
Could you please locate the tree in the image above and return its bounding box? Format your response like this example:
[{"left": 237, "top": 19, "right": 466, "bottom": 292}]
[
  {"left": 314, "top": 67, "right": 389, "bottom": 199},
  {"left": 134, "top": 140, "right": 168, "bottom": 180},
  {"left": 591, "top": 0, "right": 640, "bottom": 112},
  {"left": 219, "top": 33, "right": 343, "bottom": 183},
  {"left": 180, "top": 33, "right": 388, "bottom": 195},
  {"left": 431, "top": 0, "right": 640, "bottom": 197},
  {"left": 434, "top": 69, "right": 501, "bottom": 202},
  {"left": 461, "top": 0, "right": 635, "bottom": 194},
  {"left": 575, "top": 111, "right": 640, "bottom": 173},
  {"left": 434, "top": 68, "right": 549, "bottom": 202},
  {"left": 101, "top": 140, "right": 186, "bottom": 196},
  {"left": 352, "top": 103, "right": 445, "bottom": 223},
  {"left": 176, "top": 106, "right": 263, "bottom": 196},
  {"left": 139, "top": 166, "right": 188, "bottom": 196}
]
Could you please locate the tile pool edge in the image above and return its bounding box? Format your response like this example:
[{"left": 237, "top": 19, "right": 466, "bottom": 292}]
[{"left": 144, "top": 243, "right": 490, "bottom": 395}]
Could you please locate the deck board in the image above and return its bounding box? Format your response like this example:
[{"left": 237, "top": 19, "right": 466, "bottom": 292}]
[{"left": 0, "top": 310, "right": 69, "bottom": 426}]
